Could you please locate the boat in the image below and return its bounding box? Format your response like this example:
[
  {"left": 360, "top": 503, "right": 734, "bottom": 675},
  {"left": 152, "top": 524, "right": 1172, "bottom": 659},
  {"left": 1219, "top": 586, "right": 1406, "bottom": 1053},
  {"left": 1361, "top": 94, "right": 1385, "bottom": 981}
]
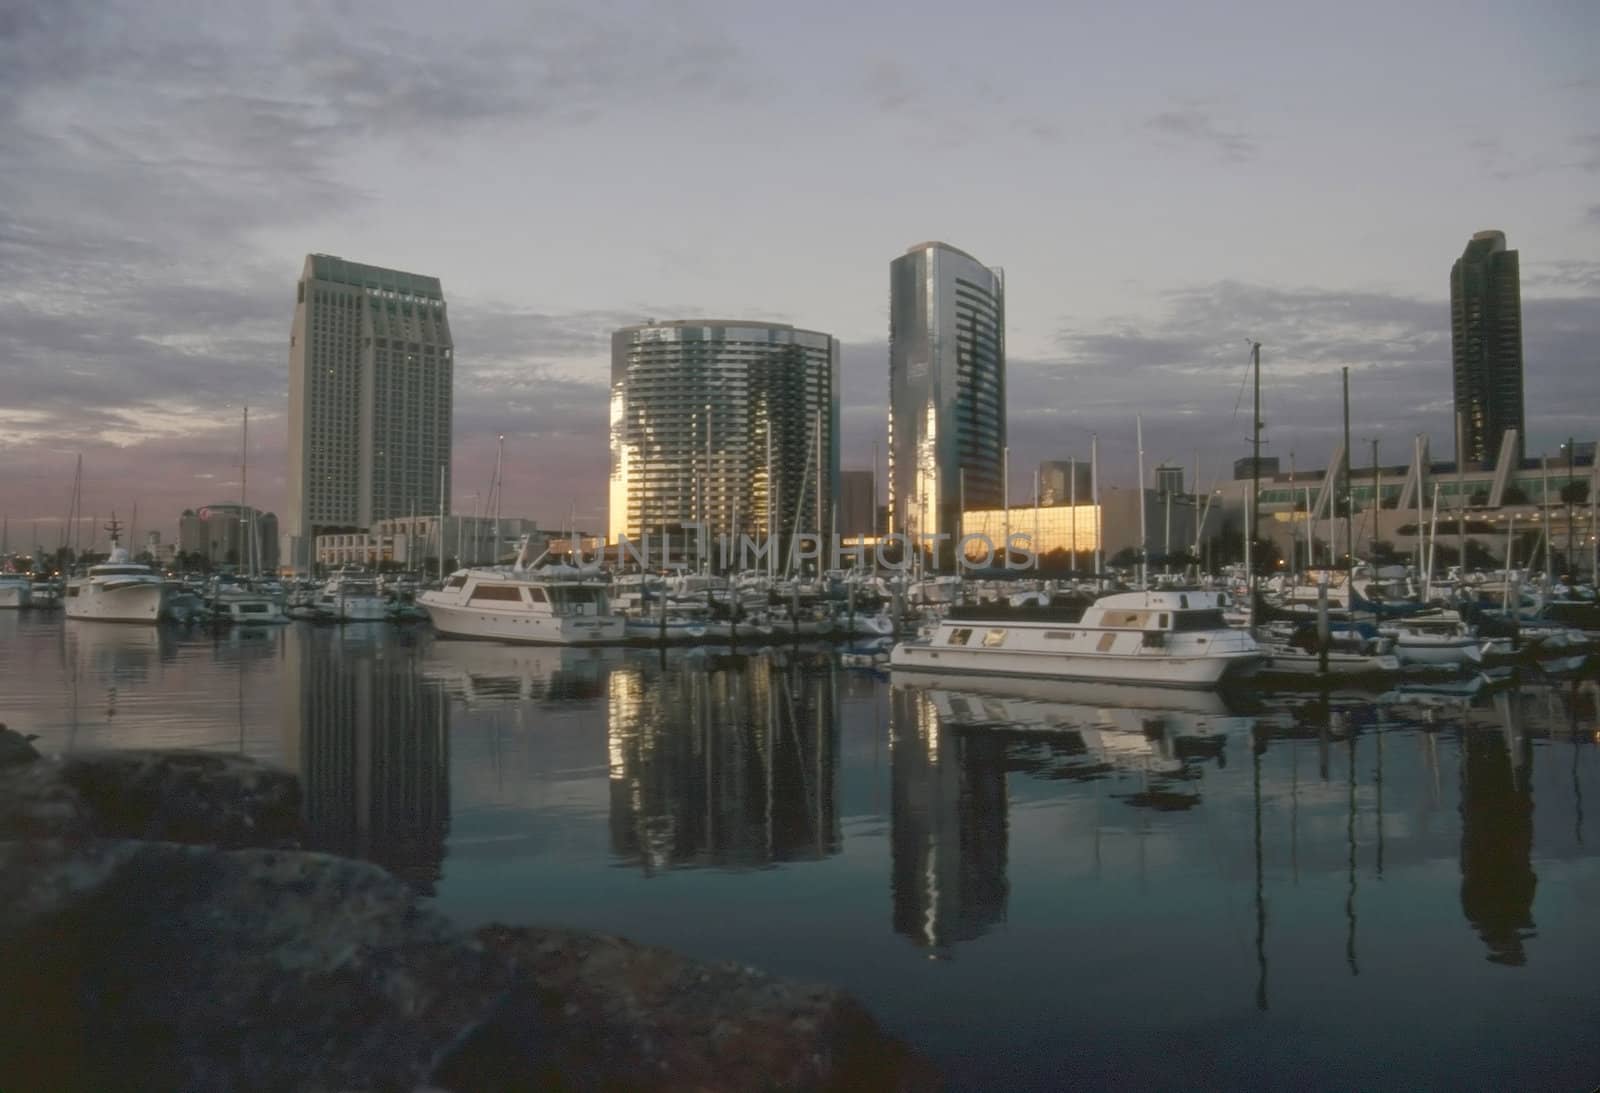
[
  {"left": 889, "top": 589, "right": 1261, "bottom": 688},
  {"left": 1382, "top": 621, "right": 1487, "bottom": 667},
  {"left": 1256, "top": 644, "right": 1402, "bottom": 680},
  {"left": 64, "top": 520, "right": 168, "bottom": 623},
  {"left": 315, "top": 572, "right": 389, "bottom": 622},
  {"left": 0, "top": 573, "right": 32, "bottom": 609},
  {"left": 419, "top": 544, "right": 625, "bottom": 646},
  {"left": 211, "top": 592, "right": 289, "bottom": 625},
  {"left": 28, "top": 577, "right": 62, "bottom": 608}
]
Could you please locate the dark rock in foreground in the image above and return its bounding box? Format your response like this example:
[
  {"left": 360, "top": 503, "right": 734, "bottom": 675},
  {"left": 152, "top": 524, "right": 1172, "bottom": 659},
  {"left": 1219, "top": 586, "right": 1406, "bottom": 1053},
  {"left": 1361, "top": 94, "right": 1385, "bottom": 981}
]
[
  {"left": 0, "top": 742, "right": 936, "bottom": 1091},
  {"left": 0, "top": 744, "right": 303, "bottom": 847},
  {"left": 0, "top": 838, "right": 511, "bottom": 1092}
]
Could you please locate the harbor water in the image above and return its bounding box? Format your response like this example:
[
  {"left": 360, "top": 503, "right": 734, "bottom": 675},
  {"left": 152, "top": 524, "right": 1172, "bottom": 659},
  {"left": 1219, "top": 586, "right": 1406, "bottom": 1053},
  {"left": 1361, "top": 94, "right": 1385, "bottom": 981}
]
[{"left": 2, "top": 610, "right": 1597, "bottom": 1089}]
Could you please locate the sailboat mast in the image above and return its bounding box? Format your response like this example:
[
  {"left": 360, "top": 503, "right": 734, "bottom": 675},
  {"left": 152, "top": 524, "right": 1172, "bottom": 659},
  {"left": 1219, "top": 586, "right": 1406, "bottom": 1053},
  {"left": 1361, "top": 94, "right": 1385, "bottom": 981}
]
[
  {"left": 492, "top": 434, "right": 504, "bottom": 565},
  {"left": 1341, "top": 367, "right": 1352, "bottom": 576},
  {"left": 1249, "top": 341, "right": 1261, "bottom": 609},
  {"left": 438, "top": 464, "right": 447, "bottom": 582},
  {"left": 241, "top": 404, "right": 251, "bottom": 577},
  {"left": 1136, "top": 415, "right": 1147, "bottom": 589},
  {"left": 1091, "top": 433, "right": 1102, "bottom": 590}
]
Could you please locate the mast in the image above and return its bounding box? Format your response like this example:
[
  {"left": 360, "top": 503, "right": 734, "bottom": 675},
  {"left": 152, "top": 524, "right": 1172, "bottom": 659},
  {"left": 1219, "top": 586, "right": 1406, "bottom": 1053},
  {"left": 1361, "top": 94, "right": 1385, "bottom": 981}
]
[
  {"left": 1370, "top": 438, "right": 1380, "bottom": 561},
  {"left": 438, "top": 464, "right": 447, "bottom": 581},
  {"left": 1455, "top": 411, "right": 1466, "bottom": 573},
  {"left": 1070, "top": 457, "right": 1078, "bottom": 571},
  {"left": 766, "top": 419, "right": 775, "bottom": 581},
  {"left": 1341, "top": 367, "right": 1352, "bottom": 577},
  {"left": 492, "top": 434, "right": 504, "bottom": 565},
  {"left": 1091, "top": 434, "right": 1102, "bottom": 590},
  {"left": 240, "top": 404, "right": 251, "bottom": 577},
  {"left": 1414, "top": 434, "right": 1425, "bottom": 582},
  {"left": 1136, "top": 415, "right": 1147, "bottom": 589},
  {"left": 1032, "top": 469, "right": 1040, "bottom": 573},
  {"left": 1249, "top": 341, "right": 1261, "bottom": 607},
  {"left": 1002, "top": 445, "right": 1010, "bottom": 564},
  {"left": 1542, "top": 455, "right": 1552, "bottom": 589}
]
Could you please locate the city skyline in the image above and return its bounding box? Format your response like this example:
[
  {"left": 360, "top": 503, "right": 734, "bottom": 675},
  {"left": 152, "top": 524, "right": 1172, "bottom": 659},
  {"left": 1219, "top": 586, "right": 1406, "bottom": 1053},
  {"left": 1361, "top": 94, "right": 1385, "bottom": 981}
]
[{"left": 2, "top": 1, "right": 1597, "bottom": 538}]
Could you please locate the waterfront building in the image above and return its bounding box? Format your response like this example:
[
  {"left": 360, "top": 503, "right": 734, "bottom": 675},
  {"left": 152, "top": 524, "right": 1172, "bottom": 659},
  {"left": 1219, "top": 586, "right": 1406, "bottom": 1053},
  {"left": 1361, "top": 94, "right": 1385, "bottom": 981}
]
[
  {"left": 958, "top": 489, "right": 1216, "bottom": 566},
  {"left": 284, "top": 254, "right": 454, "bottom": 573},
  {"left": 1451, "top": 230, "right": 1525, "bottom": 467},
  {"left": 838, "top": 470, "right": 876, "bottom": 537},
  {"left": 1233, "top": 456, "right": 1281, "bottom": 480},
  {"left": 888, "top": 241, "right": 1006, "bottom": 542},
  {"left": 1038, "top": 459, "right": 1091, "bottom": 507},
  {"left": 1222, "top": 434, "right": 1597, "bottom": 568},
  {"left": 177, "top": 504, "right": 279, "bottom": 571},
  {"left": 314, "top": 515, "right": 542, "bottom": 570},
  {"left": 608, "top": 320, "right": 839, "bottom": 550},
  {"left": 1155, "top": 464, "right": 1185, "bottom": 499}
]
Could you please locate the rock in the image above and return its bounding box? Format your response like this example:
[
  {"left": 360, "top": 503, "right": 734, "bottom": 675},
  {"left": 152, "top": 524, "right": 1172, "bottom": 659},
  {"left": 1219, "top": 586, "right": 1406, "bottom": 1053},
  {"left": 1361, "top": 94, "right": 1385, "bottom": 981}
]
[
  {"left": 437, "top": 926, "right": 939, "bottom": 1092},
  {"left": 0, "top": 838, "right": 516, "bottom": 1093},
  {"left": 0, "top": 749, "right": 304, "bottom": 847},
  {"left": 0, "top": 723, "right": 41, "bottom": 767}
]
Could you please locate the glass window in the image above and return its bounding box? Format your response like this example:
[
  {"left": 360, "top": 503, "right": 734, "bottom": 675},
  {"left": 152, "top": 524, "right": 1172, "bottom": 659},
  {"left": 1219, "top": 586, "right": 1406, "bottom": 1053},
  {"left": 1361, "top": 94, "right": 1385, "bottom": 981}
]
[
  {"left": 982, "top": 628, "right": 1006, "bottom": 647},
  {"left": 948, "top": 627, "right": 973, "bottom": 646}
]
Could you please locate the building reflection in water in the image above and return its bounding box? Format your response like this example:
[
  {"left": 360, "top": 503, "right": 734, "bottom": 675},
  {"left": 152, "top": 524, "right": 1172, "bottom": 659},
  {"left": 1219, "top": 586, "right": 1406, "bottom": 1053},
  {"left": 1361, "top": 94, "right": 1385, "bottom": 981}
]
[
  {"left": 890, "top": 678, "right": 1245, "bottom": 954},
  {"left": 890, "top": 686, "right": 1010, "bottom": 953},
  {"left": 606, "top": 651, "right": 840, "bottom": 873},
  {"left": 1459, "top": 723, "right": 1537, "bottom": 965},
  {"left": 282, "top": 626, "right": 451, "bottom": 893}
]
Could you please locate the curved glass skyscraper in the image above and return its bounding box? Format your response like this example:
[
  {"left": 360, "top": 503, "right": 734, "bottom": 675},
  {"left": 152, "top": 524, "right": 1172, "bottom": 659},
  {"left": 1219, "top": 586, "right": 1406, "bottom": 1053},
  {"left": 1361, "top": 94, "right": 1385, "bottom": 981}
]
[
  {"left": 888, "top": 241, "right": 1005, "bottom": 541},
  {"left": 608, "top": 320, "right": 839, "bottom": 549}
]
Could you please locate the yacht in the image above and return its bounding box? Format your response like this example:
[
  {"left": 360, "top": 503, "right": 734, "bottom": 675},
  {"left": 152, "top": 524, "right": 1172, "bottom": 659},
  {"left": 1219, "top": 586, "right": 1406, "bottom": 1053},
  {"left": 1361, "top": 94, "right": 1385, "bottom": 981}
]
[
  {"left": 890, "top": 589, "right": 1261, "bottom": 688},
  {"left": 0, "top": 573, "right": 32, "bottom": 609},
  {"left": 316, "top": 572, "right": 389, "bottom": 621},
  {"left": 64, "top": 524, "right": 168, "bottom": 623},
  {"left": 420, "top": 560, "right": 625, "bottom": 645}
]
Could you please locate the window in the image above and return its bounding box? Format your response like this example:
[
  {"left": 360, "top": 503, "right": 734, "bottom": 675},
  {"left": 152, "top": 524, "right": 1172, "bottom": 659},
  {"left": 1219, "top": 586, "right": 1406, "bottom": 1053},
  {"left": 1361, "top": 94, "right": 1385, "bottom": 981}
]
[
  {"left": 527, "top": 586, "right": 548, "bottom": 603},
  {"left": 948, "top": 627, "right": 973, "bottom": 646},
  {"left": 469, "top": 585, "right": 522, "bottom": 603},
  {"left": 982, "top": 628, "right": 1006, "bottom": 647}
]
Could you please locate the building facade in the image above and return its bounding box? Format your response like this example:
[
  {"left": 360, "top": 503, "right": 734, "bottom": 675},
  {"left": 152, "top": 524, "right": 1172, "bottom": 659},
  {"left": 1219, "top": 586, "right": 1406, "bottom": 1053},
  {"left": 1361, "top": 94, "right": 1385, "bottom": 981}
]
[
  {"left": 888, "top": 241, "right": 1005, "bottom": 540},
  {"left": 1451, "top": 230, "right": 1524, "bottom": 467},
  {"left": 177, "top": 504, "right": 279, "bottom": 571},
  {"left": 608, "top": 320, "right": 839, "bottom": 550},
  {"left": 1038, "top": 459, "right": 1091, "bottom": 507},
  {"left": 285, "top": 254, "right": 453, "bottom": 572},
  {"left": 315, "top": 516, "right": 542, "bottom": 570},
  {"left": 838, "top": 470, "right": 876, "bottom": 537}
]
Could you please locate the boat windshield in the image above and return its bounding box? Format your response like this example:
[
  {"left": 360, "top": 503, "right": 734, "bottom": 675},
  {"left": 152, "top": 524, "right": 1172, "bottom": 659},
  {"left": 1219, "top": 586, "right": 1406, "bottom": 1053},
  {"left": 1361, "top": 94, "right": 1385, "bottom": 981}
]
[
  {"left": 93, "top": 565, "right": 153, "bottom": 576},
  {"left": 1172, "top": 609, "right": 1228, "bottom": 631},
  {"left": 549, "top": 585, "right": 609, "bottom": 614}
]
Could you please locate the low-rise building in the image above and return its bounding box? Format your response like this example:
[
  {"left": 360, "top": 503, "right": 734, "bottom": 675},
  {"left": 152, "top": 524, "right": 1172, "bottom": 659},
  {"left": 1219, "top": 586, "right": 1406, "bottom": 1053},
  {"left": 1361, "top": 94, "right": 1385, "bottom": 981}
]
[{"left": 313, "top": 516, "right": 543, "bottom": 571}]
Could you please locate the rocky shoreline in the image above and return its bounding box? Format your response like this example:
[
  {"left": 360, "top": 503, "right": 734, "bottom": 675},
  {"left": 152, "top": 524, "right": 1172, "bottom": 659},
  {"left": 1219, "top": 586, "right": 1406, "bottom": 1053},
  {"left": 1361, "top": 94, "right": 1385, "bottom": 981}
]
[{"left": 0, "top": 727, "right": 936, "bottom": 1092}]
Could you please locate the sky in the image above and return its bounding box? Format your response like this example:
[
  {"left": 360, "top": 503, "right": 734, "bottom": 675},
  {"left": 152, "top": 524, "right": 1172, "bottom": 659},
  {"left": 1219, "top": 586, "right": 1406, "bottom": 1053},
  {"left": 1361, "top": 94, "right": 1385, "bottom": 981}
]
[{"left": 2, "top": 0, "right": 1597, "bottom": 548}]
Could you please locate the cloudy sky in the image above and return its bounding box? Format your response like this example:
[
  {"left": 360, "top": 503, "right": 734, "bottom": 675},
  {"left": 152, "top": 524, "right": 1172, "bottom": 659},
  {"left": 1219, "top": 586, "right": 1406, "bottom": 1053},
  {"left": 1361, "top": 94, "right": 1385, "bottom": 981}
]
[{"left": 2, "top": 0, "right": 1596, "bottom": 546}]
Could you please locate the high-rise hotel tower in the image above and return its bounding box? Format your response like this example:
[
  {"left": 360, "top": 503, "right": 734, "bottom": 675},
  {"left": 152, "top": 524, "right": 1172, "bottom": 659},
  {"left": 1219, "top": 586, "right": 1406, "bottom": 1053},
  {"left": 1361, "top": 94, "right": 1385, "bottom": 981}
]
[
  {"left": 608, "top": 320, "right": 839, "bottom": 551},
  {"left": 1450, "top": 230, "right": 1525, "bottom": 467},
  {"left": 888, "top": 241, "right": 1005, "bottom": 540},
  {"left": 284, "top": 255, "right": 453, "bottom": 571}
]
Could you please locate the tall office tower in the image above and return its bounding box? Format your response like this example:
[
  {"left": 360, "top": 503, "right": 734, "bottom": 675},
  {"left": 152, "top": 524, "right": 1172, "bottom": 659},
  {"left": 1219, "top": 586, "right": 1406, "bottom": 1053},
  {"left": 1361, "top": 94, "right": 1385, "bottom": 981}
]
[
  {"left": 1451, "top": 230, "right": 1524, "bottom": 466},
  {"left": 838, "top": 469, "right": 876, "bottom": 536},
  {"left": 608, "top": 320, "right": 839, "bottom": 549},
  {"left": 888, "top": 241, "right": 1005, "bottom": 540},
  {"left": 285, "top": 254, "right": 453, "bottom": 572}
]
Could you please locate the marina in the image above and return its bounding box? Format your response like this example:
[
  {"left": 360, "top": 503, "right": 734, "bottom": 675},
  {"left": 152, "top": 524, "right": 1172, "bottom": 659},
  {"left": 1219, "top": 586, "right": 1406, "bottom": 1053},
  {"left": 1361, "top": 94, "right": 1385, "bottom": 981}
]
[{"left": 2, "top": 609, "right": 1598, "bottom": 1089}]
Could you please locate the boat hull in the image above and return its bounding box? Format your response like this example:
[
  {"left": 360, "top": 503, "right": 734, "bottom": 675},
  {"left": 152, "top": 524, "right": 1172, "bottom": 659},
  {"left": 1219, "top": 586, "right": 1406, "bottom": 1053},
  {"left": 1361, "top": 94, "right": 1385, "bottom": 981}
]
[
  {"left": 0, "top": 584, "right": 31, "bottom": 609},
  {"left": 422, "top": 600, "right": 625, "bottom": 645},
  {"left": 889, "top": 642, "right": 1259, "bottom": 688},
  {"left": 64, "top": 581, "right": 167, "bottom": 623}
]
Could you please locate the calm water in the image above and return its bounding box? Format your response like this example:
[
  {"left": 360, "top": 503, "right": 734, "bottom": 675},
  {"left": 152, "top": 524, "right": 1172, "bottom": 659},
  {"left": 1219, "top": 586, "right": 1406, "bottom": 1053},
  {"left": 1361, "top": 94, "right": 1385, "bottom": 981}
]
[{"left": 3, "top": 609, "right": 1599, "bottom": 1090}]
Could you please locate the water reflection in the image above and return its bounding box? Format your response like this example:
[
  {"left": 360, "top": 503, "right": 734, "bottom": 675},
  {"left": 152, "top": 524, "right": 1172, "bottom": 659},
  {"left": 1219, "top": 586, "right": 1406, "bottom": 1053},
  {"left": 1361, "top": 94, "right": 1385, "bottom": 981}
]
[
  {"left": 890, "top": 686, "right": 1009, "bottom": 952},
  {"left": 282, "top": 626, "right": 451, "bottom": 893},
  {"left": 1459, "top": 726, "right": 1537, "bottom": 965},
  {"left": 422, "top": 641, "right": 621, "bottom": 707},
  {"left": 889, "top": 676, "right": 1246, "bottom": 953},
  {"left": 606, "top": 651, "right": 841, "bottom": 872}
]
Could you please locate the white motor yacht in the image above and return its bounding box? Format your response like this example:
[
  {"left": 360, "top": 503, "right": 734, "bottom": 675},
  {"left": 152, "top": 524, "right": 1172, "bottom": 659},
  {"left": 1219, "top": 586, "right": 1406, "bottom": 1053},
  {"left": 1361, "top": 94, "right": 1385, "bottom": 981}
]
[
  {"left": 64, "top": 525, "right": 167, "bottom": 623},
  {"left": 420, "top": 561, "right": 625, "bottom": 645},
  {"left": 0, "top": 573, "right": 32, "bottom": 608},
  {"left": 890, "top": 589, "right": 1261, "bottom": 688},
  {"left": 316, "top": 572, "right": 389, "bottom": 621}
]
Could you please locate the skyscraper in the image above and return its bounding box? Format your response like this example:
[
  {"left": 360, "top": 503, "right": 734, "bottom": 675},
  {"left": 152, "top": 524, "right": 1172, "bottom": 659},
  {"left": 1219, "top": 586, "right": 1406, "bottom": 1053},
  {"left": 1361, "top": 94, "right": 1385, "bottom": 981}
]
[
  {"left": 1038, "top": 459, "right": 1091, "bottom": 507},
  {"left": 608, "top": 320, "right": 839, "bottom": 549},
  {"left": 1450, "top": 230, "right": 1524, "bottom": 466},
  {"left": 888, "top": 241, "right": 1005, "bottom": 540},
  {"left": 284, "top": 255, "right": 453, "bottom": 572}
]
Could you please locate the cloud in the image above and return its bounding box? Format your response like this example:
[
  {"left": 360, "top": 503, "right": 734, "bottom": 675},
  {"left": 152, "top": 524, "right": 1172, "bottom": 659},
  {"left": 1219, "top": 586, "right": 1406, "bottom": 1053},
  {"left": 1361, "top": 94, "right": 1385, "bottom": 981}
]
[{"left": 1144, "top": 104, "right": 1258, "bottom": 163}]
